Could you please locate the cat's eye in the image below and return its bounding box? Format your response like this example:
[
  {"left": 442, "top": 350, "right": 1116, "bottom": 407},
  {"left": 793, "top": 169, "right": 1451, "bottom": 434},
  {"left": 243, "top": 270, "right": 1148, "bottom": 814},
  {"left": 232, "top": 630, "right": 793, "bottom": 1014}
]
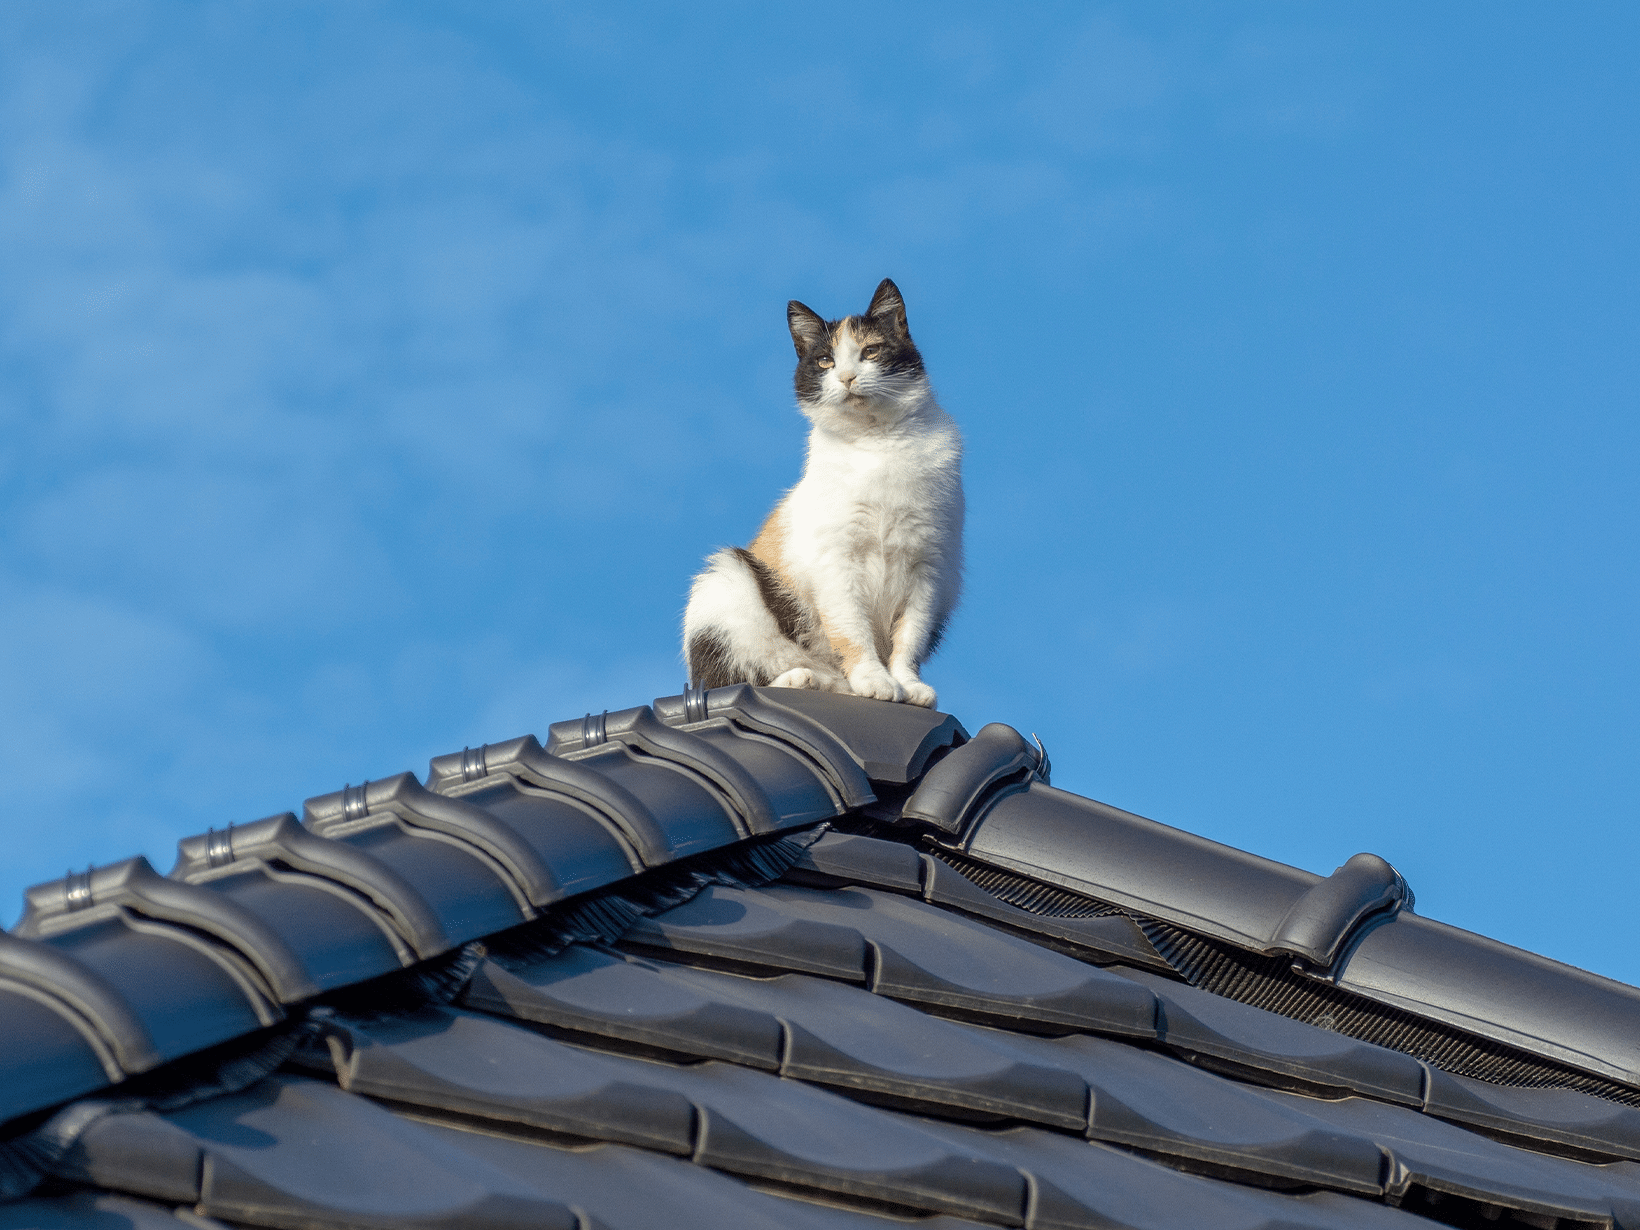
[
  {"left": 861, "top": 345, "right": 881, "bottom": 360},
  {"left": 816, "top": 356, "right": 834, "bottom": 369}
]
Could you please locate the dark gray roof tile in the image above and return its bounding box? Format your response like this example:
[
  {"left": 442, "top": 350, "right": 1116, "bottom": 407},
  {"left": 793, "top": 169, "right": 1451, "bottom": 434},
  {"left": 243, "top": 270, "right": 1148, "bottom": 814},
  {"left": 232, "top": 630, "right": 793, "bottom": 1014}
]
[
  {"left": 20, "top": 857, "right": 317, "bottom": 1006},
  {"left": 468, "top": 948, "right": 1088, "bottom": 1127},
  {"left": 906, "top": 1123, "right": 1431, "bottom": 1230},
  {"left": 160, "top": 861, "right": 408, "bottom": 993},
  {"left": 326, "top": 1006, "right": 697, "bottom": 1154},
  {"left": 1266, "top": 854, "right": 1410, "bottom": 971},
  {"left": 0, "top": 1192, "right": 226, "bottom": 1229},
  {"left": 613, "top": 1059, "right": 1026, "bottom": 1220},
  {"left": 784, "top": 830, "right": 925, "bottom": 895},
  {"left": 462, "top": 947, "right": 786, "bottom": 1068},
  {"left": 435, "top": 765, "right": 648, "bottom": 895},
  {"left": 961, "top": 1027, "right": 1385, "bottom": 1193},
  {"left": 621, "top": 885, "right": 871, "bottom": 981},
  {"left": 731, "top": 973, "right": 1089, "bottom": 1126},
  {"left": 1261, "top": 1087, "right": 1640, "bottom": 1226},
  {"left": 327, "top": 1000, "right": 1023, "bottom": 1220},
  {"left": 57, "top": 1108, "right": 204, "bottom": 1205},
  {"left": 629, "top": 883, "right": 1157, "bottom": 1037},
  {"left": 0, "top": 930, "right": 151, "bottom": 1119},
  {"left": 64, "top": 1077, "right": 580, "bottom": 1230},
  {"left": 823, "top": 886, "right": 1156, "bottom": 1037},
  {"left": 299, "top": 817, "right": 526, "bottom": 948},
  {"left": 785, "top": 833, "right": 1173, "bottom": 972},
  {"left": 294, "top": 776, "right": 537, "bottom": 944},
  {"left": 402, "top": 1116, "right": 998, "bottom": 1230},
  {"left": 430, "top": 733, "right": 686, "bottom": 872},
  {"left": 643, "top": 718, "right": 844, "bottom": 829},
  {"left": 1114, "top": 966, "right": 1426, "bottom": 1105},
  {"left": 1423, "top": 1066, "right": 1640, "bottom": 1161}
]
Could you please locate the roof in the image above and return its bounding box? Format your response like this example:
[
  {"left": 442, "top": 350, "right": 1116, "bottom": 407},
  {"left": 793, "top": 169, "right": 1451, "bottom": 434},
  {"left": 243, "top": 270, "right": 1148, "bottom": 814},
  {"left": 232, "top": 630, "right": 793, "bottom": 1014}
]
[{"left": 3, "top": 684, "right": 1640, "bottom": 1230}]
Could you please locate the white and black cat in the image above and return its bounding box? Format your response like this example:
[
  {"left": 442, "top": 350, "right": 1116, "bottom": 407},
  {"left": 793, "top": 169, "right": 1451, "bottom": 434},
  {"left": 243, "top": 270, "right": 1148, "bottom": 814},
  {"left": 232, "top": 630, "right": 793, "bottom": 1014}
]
[{"left": 683, "top": 278, "right": 963, "bottom": 708}]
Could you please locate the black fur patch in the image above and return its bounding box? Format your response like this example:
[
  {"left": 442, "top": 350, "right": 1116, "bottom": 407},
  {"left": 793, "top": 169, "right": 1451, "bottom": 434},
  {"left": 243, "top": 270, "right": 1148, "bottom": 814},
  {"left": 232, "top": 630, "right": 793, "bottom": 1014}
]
[
  {"left": 733, "top": 547, "right": 808, "bottom": 645},
  {"left": 857, "top": 316, "right": 925, "bottom": 383},
  {"left": 687, "top": 629, "right": 739, "bottom": 689},
  {"left": 923, "top": 614, "right": 950, "bottom": 661}
]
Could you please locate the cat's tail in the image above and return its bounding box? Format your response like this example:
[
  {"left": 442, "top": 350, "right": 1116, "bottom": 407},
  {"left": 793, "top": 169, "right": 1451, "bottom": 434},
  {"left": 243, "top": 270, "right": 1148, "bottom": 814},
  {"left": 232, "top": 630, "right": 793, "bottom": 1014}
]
[{"left": 683, "top": 547, "right": 844, "bottom": 691}]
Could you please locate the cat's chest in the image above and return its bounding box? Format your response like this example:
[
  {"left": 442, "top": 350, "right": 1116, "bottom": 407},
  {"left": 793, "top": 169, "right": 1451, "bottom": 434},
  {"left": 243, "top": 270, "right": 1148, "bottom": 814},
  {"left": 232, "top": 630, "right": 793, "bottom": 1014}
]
[{"left": 788, "top": 434, "right": 956, "bottom": 545}]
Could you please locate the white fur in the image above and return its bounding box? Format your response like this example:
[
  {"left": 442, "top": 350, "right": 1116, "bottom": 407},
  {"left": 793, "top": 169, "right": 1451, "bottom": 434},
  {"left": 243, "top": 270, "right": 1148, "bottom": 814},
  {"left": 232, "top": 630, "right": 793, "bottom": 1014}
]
[
  {"left": 683, "top": 547, "right": 840, "bottom": 689},
  {"left": 683, "top": 302, "right": 963, "bottom": 708}
]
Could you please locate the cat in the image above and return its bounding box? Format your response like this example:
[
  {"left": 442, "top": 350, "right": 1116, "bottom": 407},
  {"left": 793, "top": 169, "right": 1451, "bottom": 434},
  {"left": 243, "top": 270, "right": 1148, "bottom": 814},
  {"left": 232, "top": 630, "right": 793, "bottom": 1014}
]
[{"left": 682, "top": 278, "right": 963, "bottom": 708}]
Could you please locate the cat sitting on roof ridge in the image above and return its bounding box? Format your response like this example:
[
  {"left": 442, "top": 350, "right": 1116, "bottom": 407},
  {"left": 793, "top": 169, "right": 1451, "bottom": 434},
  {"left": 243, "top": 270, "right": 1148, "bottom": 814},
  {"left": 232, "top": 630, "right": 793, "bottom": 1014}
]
[{"left": 683, "top": 278, "right": 963, "bottom": 708}]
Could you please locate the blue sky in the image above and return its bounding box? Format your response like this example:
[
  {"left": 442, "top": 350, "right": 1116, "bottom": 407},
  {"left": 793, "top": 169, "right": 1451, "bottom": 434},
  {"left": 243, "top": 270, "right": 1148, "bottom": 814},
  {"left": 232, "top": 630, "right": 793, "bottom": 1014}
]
[{"left": 2, "top": 3, "right": 1636, "bottom": 981}]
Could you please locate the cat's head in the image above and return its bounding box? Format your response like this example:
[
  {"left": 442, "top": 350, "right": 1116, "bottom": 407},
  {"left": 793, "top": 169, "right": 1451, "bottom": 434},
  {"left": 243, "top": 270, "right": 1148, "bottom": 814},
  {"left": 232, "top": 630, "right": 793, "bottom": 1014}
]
[{"left": 787, "top": 279, "right": 929, "bottom": 430}]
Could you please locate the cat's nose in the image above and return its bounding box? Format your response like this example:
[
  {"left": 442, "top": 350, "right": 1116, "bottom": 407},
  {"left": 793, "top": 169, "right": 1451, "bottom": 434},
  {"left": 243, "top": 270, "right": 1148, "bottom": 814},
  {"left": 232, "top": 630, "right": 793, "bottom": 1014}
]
[{"left": 839, "top": 370, "right": 857, "bottom": 387}]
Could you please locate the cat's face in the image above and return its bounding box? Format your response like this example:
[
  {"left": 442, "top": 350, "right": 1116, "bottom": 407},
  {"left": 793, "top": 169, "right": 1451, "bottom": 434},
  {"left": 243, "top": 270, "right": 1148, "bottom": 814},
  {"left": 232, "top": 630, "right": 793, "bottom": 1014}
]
[{"left": 787, "top": 279, "right": 927, "bottom": 427}]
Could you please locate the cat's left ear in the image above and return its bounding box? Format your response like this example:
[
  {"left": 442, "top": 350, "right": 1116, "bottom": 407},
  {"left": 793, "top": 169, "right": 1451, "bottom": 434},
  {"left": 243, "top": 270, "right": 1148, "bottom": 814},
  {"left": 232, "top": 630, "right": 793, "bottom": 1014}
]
[{"left": 867, "top": 278, "right": 910, "bottom": 338}]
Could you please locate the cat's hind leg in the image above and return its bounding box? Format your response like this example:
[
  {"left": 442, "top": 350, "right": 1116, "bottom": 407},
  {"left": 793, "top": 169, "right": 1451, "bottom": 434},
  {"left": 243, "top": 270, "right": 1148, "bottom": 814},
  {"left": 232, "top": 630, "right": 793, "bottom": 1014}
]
[{"left": 683, "top": 548, "right": 846, "bottom": 691}]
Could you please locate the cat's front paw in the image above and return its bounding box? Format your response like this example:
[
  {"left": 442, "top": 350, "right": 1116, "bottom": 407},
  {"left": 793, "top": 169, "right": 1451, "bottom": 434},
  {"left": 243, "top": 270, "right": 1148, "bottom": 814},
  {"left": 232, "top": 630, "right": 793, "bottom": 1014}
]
[
  {"left": 898, "top": 680, "right": 937, "bottom": 709},
  {"left": 847, "top": 664, "right": 904, "bottom": 703},
  {"left": 769, "top": 668, "right": 818, "bottom": 690}
]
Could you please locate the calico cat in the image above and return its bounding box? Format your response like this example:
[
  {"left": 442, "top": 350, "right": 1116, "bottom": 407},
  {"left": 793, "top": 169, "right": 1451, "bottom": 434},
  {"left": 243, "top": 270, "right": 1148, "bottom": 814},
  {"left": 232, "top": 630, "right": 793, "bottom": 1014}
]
[{"left": 683, "top": 278, "right": 963, "bottom": 708}]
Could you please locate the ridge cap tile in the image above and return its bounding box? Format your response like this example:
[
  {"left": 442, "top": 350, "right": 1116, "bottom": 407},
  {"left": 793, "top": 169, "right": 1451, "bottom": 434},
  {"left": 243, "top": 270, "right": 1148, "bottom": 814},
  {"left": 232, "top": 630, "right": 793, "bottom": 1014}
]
[
  {"left": 653, "top": 684, "right": 876, "bottom": 810},
  {"left": 738, "top": 688, "right": 968, "bottom": 784},
  {"left": 11, "top": 905, "right": 279, "bottom": 1069},
  {"left": 956, "top": 782, "right": 1321, "bottom": 949},
  {"left": 545, "top": 705, "right": 772, "bottom": 845},
  {"left": 167, "top": 812, "right": 450, "bottom": 959}
]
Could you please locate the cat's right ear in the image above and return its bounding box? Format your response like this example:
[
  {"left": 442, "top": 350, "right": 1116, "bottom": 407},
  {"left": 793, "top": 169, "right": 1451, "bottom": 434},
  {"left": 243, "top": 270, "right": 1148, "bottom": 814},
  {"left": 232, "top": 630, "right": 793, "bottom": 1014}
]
[{"left": 788, "top": 301, "right": 827, "bottom": 356}]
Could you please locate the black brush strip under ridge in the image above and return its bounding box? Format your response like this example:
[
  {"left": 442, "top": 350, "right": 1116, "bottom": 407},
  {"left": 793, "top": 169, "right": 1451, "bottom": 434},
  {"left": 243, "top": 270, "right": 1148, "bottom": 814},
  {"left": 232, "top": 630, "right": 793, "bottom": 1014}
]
[
  {"left": 1139, "top": 920, "right": 1640, "bottom": 1108},
  {"left": 924, "top": 848, "right": 1123, "bottom": 918},
  {"left": 928, "top": 844, "right": 1640, "bottom": 1107}
]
